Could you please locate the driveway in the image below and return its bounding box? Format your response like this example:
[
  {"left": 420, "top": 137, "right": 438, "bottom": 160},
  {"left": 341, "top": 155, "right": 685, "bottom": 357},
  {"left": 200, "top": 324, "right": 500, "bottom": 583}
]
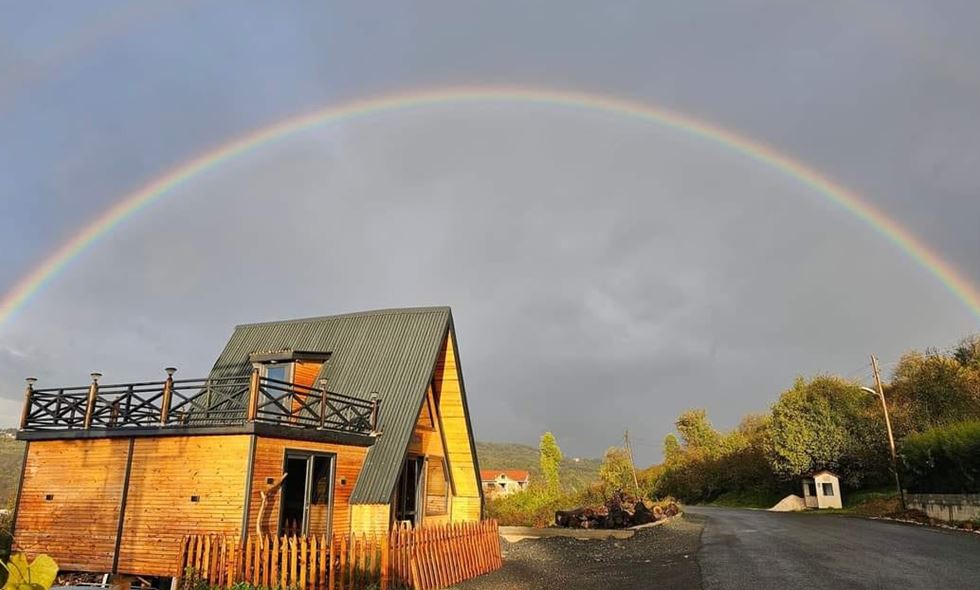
[
  {"left": 689, "top": 505, "right": 980, "bottom": 589},
  {"left": 453, "top": 516, "right": 703, "bottom": 590}
]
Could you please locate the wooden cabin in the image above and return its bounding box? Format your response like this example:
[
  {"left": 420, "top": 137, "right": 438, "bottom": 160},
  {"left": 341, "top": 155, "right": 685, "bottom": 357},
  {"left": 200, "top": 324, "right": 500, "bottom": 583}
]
[{"left": 11, "top": 307, "right": 483, "bottom": 580}]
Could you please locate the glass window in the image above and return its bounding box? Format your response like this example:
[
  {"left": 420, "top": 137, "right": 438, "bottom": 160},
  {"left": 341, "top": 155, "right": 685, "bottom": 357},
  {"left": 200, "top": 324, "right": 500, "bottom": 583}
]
[
  {"left": 822, "top": 482, "right": 834, "bottom": 496},
  {"left": 311, "top": 456, "right": 332, "bottom": 505},
  {"left": 425, "top": 457, "right": 449, "bottom": 516},
  {"left": 265, "top": 363, "right": 290, "bottom": 383}
]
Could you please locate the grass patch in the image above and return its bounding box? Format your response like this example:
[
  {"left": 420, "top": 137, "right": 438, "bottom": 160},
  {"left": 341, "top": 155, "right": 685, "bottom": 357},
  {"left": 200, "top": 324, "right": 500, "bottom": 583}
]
[{"left": 0, "top": 436, "right": 25, "bottom": 507}]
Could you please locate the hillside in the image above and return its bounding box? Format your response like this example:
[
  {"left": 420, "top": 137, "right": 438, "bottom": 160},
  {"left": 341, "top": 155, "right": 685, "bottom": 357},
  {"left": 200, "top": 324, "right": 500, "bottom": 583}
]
[
  {"left": 0, "top": 433, "right": 24, "bottom": 507},
  {"left": 476, "top": 441, "right": 601, "bottom": 491}
]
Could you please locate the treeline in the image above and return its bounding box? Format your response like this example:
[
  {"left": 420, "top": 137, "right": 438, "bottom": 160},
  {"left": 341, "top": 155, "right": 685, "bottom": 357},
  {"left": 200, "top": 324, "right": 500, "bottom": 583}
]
[{"left": 655, "top": 335, "right": 980, "bottom": 504}]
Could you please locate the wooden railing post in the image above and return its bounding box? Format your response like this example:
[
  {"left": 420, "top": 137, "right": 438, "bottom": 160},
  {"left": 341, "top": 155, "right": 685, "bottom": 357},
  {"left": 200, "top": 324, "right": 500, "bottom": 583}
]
[
  {"left": 161, "top": 367, "right": 176, "bottom": 425},
  {"left": 20, "top": 377, "right": 37, "bottom": 430},
  {"left": 317, "top": 378, "right": 328, "bottom": 429},
  {"left": 83, "top": 372, "right": 102, "bottom": 429},
  {"left": 370, "top": 394, "right": 381, "bottom": 434},
  {"left": 246, "top": 367, "right": 260, "bottom": 422}
]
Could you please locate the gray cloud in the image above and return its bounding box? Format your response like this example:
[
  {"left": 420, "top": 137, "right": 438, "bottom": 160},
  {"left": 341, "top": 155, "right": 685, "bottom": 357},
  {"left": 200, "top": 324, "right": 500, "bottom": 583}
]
[
  {"left": 2, "top": 106, "right": 974, "bottom": 463},
  {"left": 1, "top": 2, "right": 979, "bottom": 463}
]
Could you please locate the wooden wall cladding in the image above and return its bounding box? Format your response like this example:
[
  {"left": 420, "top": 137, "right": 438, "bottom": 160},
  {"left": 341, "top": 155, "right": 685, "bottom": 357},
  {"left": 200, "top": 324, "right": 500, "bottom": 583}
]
[{"left": 14, "top": 439, "right": 129, "bottom": 572}]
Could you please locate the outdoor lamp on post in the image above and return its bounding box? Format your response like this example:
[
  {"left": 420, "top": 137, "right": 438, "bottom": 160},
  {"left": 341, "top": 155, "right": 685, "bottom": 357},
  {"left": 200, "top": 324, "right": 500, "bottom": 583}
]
[
  {"left": 84, "top": 372, "right": 103, "bottom": 430},
  {"left": 162, "top": 367, "right": 178, "bottom": 425},
  {"left": 860, "top": 385, "right": 905, "bottom": 510}
]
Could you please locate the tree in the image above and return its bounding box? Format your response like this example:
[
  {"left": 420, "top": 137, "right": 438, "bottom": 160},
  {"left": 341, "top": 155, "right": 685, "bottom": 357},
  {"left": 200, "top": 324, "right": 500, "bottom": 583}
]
[
  {"left": 663, "top": 434, "right": 682, "bottom": 463},
  {"left": 538, "top": 432, "right": 563, "bottom": 491},
  {"left": 953, "top": 334, "right": 980, "bottom": 368},
  {"left": 675, "top": 409, "right": 721, "bottom": 453},
  {"left": 766, "top": 376, "right": 884, "bottom": 486},
  {"left": 889, "top": 350, "right": 980, "bottom": 436},
  {"left": 598, "top": 447, "right": 635, "bottom": 492}
]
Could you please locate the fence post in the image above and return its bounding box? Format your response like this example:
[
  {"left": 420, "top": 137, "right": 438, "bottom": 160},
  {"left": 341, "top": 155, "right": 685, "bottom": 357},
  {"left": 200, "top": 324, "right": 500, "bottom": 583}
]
[
  {"left": 161, "top": 367, "right": 177, "bottom": 425},
  {"left": 20, "top": 377, "right": 37, "bottom": 430},
  {"left": 380, "top": 530, "right": 390, "bottom": 590},
  {"left": 317, "top": 378, "right": 328, "bottom": 429},
  {"left": 83, "top": 372, "right": 102, "bottom": 429},
  {"left": 246, "top": 367, "right": 260, "bottom": 422}
]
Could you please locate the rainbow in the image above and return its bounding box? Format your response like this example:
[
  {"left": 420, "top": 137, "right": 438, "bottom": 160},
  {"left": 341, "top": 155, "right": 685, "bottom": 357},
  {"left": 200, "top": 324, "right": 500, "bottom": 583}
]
[{"left": 2, "top": 86, "right": 979, "bottom": 326}]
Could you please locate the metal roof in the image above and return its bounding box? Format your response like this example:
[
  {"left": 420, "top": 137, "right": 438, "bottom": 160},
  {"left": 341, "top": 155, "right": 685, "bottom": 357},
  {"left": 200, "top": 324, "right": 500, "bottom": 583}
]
[{"left": 207, "top": 306, "right": 456, "bottom": 503}]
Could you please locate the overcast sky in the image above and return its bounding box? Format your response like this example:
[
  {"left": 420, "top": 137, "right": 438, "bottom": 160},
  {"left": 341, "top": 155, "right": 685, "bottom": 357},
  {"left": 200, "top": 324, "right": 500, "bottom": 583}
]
[{"left": 1, "top": 1, "right": 979, "bottom": 463}]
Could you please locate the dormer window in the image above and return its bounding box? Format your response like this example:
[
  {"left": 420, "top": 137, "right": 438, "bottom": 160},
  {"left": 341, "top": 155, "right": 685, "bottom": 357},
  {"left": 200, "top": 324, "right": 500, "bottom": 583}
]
[{"left": 249, "top": 350, "right": 332, "bottom": 388}]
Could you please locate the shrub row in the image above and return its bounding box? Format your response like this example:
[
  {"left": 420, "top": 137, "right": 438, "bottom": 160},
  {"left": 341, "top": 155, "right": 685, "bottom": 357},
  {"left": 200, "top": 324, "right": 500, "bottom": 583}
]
[{"left": 901, "top": 420, "right": 980, "bottom": 493}]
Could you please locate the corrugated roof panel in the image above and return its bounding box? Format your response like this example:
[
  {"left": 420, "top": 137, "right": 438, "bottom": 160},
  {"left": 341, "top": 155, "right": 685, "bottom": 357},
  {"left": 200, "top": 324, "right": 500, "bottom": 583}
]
[{"left": 206, "top": 306, "right": 451, "bottom": 503}]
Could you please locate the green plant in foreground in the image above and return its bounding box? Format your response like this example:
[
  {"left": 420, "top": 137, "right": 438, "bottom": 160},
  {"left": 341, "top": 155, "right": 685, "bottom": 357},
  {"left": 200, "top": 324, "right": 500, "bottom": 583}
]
[{"left": 0, "top": 553, "right": 58, "bottom": 590}]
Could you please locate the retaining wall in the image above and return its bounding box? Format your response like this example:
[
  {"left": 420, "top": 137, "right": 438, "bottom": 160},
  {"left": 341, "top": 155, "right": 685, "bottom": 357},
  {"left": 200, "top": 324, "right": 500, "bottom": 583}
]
[{"left": 906, "top": 493, "right": 980, "bottom": 523}]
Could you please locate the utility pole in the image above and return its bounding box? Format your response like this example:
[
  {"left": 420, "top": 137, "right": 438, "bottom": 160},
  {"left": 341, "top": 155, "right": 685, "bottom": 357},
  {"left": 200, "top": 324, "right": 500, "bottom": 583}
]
[
  {"left": 871, "top": 354, "right": 906, "bottom": 510},
  {"left": 624, "top": 429, "right": 641, "bottom": 496}
]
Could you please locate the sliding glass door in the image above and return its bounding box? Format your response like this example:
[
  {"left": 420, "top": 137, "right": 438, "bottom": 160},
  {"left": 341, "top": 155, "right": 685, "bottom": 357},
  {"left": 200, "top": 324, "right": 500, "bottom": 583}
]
[{"left": 279, "top": 451, "right": 335, "bottom": 535}]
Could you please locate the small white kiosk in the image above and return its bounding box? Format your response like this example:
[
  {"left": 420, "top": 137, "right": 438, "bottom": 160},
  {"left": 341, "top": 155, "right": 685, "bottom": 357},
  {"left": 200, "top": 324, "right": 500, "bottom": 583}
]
[{"left": 802, "top": 470, "right": 842, "bottom": 509}]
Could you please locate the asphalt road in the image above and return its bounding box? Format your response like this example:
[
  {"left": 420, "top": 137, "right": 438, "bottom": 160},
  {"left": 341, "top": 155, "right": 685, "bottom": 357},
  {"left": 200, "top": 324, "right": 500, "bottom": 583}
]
[{"left": 689, "top": 506, "right": 980, "bottom": 589}]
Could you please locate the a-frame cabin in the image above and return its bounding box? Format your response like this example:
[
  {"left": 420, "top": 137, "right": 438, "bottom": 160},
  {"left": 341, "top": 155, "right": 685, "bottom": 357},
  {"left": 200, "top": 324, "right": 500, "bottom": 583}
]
[{"left": 12, "top": 306, "right": 483, "bottom": 579}]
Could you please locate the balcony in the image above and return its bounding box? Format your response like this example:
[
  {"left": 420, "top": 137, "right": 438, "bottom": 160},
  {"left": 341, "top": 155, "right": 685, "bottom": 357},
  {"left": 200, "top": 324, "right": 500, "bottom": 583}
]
[{"left": 18, "top": 369, "right": 380, "bottom": 443}]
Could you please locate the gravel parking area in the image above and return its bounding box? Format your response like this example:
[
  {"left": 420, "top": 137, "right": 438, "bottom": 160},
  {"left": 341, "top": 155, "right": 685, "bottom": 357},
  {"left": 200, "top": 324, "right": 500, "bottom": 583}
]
[{"left": 454, "top": 514, "right": 705, "bottom": 590}]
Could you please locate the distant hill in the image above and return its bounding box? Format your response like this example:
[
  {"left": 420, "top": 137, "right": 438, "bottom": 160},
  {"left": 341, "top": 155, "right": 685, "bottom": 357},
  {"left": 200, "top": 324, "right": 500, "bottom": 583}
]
[
  {"left": 475, "top": 441, "right": 601, "bottom": 491},
  {"left": 0, "top": 435, "right": 25, "bottom": 507}
]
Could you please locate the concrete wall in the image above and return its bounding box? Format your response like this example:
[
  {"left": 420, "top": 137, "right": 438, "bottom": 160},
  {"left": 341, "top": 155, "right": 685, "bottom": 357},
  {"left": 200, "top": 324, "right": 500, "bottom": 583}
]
[{"left": 907, "top": 494, "right": 980, "bottom": 523}]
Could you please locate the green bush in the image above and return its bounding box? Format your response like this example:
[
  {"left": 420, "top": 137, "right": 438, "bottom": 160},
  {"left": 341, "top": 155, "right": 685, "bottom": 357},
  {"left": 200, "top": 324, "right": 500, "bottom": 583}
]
[
  {"left": 485, "top": 478, "right": 670, "bottom": 527},
  {"left": 901, "top": 420, "right": 980, "bottom": 493},
  {"left": 485, "top": 486, "right": 580, "bottom": 527}
]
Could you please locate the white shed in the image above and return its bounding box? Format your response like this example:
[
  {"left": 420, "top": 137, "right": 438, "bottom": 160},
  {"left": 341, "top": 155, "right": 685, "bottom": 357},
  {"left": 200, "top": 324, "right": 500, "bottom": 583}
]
[{"left": 802, "top": 470, "right": 842, "bottom": 509}]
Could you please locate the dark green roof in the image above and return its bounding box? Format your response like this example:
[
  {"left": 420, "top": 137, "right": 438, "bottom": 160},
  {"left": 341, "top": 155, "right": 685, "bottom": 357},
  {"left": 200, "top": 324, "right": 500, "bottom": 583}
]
[{"left": 207, "top": 306, "right": 459, "bottom": 504}]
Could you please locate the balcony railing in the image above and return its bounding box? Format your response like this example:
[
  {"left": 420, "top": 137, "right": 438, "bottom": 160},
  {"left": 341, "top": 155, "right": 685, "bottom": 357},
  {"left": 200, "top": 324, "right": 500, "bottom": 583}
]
[{"left": 18, "top": 369, "right": 379, "bottom": 436}]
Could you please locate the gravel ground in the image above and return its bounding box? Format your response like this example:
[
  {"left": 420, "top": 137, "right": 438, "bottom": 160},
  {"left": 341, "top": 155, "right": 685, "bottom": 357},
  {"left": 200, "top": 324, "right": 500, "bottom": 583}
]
[{"left": 454, "top": 515, "right": 705, "bottom": 590}]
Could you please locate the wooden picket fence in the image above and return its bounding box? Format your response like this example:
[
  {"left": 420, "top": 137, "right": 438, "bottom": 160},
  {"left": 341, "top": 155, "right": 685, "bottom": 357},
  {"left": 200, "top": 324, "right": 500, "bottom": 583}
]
[{"left": 176, "top": 520, "right": 502, "bottom": 590}]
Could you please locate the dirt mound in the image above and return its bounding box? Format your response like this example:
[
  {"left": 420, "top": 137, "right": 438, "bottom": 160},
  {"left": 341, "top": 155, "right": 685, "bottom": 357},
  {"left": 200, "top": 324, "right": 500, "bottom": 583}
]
[{"left": 770, "top": 494, "right": 807, "bottom": 512}]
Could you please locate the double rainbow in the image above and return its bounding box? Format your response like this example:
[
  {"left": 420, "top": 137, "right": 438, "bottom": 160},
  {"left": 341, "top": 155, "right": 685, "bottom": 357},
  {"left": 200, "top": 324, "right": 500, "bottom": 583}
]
[{"left": 2, "top": 86, "right": 978, "bottom": 326}]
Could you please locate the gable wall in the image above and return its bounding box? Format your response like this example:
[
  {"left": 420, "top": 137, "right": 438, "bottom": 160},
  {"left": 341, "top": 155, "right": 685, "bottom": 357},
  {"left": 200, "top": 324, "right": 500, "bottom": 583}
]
[{"left": 432, "top": 330, "right": 482, "bottom": 521}]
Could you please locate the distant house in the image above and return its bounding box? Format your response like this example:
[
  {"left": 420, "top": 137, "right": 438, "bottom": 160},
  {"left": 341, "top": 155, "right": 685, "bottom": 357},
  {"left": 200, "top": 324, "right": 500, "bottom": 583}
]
[
  {"left": 12, "top": 307, "right": 483, "bottom": 581},
  {"left": 802, "top": 470, "right": 842, "bottom": 509},
  {"left": 481, "top": 470, "right": 530, "bottom": 497}
]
